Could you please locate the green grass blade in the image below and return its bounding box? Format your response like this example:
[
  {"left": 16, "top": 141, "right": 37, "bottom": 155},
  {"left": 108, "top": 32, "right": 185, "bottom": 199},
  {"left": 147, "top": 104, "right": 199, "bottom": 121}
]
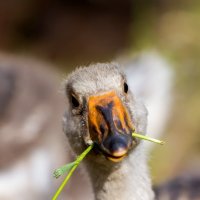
[
  {"left": 132, "top": 132, "right": 164, "bottom": 145},
  {"left": 52, "top": 144, "right": 94, "bottom": 200},
  {"left": 52, "top": 163, "right": 78, "bottom": 200}
]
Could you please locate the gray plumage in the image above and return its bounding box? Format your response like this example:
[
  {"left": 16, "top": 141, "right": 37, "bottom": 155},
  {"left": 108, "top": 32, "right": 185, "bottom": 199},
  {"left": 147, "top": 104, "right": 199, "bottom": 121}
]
[{"left": 63, "top": 63, "right": 154, "bottom": 200}]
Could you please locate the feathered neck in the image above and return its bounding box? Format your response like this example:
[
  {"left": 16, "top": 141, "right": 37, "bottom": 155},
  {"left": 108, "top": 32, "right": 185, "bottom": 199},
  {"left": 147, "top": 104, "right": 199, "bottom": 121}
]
[{"left": 85, "top": 143, "right": 155, "bottom": 200}]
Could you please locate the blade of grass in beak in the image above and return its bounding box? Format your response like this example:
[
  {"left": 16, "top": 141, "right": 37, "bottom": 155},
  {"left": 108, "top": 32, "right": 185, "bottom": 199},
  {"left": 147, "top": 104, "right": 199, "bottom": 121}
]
[
  {"left": 132, "top": 132, "right": 164, "bottom": 145},
  {"left": 52, "top": 133, "right": 164, "bottom": 199},
  {"left": 52, "top": 143, "right": 94, "bottom": 200}
]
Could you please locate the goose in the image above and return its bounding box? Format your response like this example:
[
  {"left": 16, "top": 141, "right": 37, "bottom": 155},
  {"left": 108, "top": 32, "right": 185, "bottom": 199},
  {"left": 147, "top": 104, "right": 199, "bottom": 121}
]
[
  {"left": 63, "top": 62, "right": 155, "bottom": 200},
  {"left": 1, "top": 53, "right": 199, "bottom": 200}
]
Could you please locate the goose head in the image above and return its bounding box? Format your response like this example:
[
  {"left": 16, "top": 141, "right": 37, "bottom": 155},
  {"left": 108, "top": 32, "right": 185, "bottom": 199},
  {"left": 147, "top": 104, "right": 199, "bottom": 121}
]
[{"left": 63, "top": 63, "right": 147, "bottom": 163}]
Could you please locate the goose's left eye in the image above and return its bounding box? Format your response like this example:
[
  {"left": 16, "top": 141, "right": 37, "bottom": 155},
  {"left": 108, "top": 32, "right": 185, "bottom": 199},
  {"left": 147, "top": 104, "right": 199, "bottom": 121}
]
[
  {"left": 123, "top": 82, "right": 128, "bottom": 93},
  {"left": 71, "top": 95, "right": 80, "bottom": 108}
]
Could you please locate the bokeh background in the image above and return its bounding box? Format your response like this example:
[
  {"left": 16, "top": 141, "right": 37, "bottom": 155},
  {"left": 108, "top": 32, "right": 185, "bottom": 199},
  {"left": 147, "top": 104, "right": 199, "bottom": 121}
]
[{"left": 0, "top": 0, "right": 200, "bottom": 199}]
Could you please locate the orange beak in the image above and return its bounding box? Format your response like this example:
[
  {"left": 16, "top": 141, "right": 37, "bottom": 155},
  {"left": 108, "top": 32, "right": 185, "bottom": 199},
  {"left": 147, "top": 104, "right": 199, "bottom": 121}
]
[{"left": 88, "top": 91, "right": 136, "bottom": 162}]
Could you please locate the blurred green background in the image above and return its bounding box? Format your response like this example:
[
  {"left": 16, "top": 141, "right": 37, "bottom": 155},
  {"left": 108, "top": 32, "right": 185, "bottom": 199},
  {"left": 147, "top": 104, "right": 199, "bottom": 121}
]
[{"left": 0, "top": 0, "right": 200, "bottom": 186}]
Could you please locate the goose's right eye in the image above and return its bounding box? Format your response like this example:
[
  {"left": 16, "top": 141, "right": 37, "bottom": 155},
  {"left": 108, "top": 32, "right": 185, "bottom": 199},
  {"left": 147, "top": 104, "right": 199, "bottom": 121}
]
[
  {"left": 123, "top": 82, "right": 128, "bottom": 94},
  {"left": 71, "top": 95, "right": 80, "bottom": 108}
]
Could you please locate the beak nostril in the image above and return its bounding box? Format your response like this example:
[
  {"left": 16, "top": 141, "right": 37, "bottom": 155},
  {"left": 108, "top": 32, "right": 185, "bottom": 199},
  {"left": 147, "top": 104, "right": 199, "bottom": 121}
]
[
  {"left": 100, "top": 124, "right": 105, "bottom": 135},
  {"left": 115, "top": 120, "right": 123, "bottom": 132}
]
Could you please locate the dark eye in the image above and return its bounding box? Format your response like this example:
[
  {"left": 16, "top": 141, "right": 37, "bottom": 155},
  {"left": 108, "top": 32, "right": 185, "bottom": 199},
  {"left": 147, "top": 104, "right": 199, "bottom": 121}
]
[
  {"left": 124, "top": 82, "right": 128, "bottom": 93},
  {"left": 71, "top": 95, "right": 80, "bottom": 108}
]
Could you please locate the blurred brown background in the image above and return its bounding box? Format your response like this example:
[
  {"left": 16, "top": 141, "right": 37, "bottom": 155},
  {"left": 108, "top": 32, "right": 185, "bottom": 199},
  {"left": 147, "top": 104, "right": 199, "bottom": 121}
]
[{"left": 0, "top": 0, "right": 200, "bottom": 199}]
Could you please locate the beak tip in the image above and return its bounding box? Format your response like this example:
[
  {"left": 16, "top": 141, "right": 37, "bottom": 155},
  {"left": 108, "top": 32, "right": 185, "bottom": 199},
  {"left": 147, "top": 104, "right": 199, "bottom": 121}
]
[
  {"left": 104, "top": 134, "right": 132, "bottom": 159},
  {"left": 112, "top": 147, "right": 128, "bottom": 157}
]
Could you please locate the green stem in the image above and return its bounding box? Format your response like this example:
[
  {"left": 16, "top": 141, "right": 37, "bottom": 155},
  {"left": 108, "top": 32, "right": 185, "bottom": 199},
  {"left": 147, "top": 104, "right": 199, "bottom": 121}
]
[
  {"left": 52, "top": 143, "right": 94, "bottom": 200},
  {"left": 132, "top": 132, "right": 164, "bottom": 145}
]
